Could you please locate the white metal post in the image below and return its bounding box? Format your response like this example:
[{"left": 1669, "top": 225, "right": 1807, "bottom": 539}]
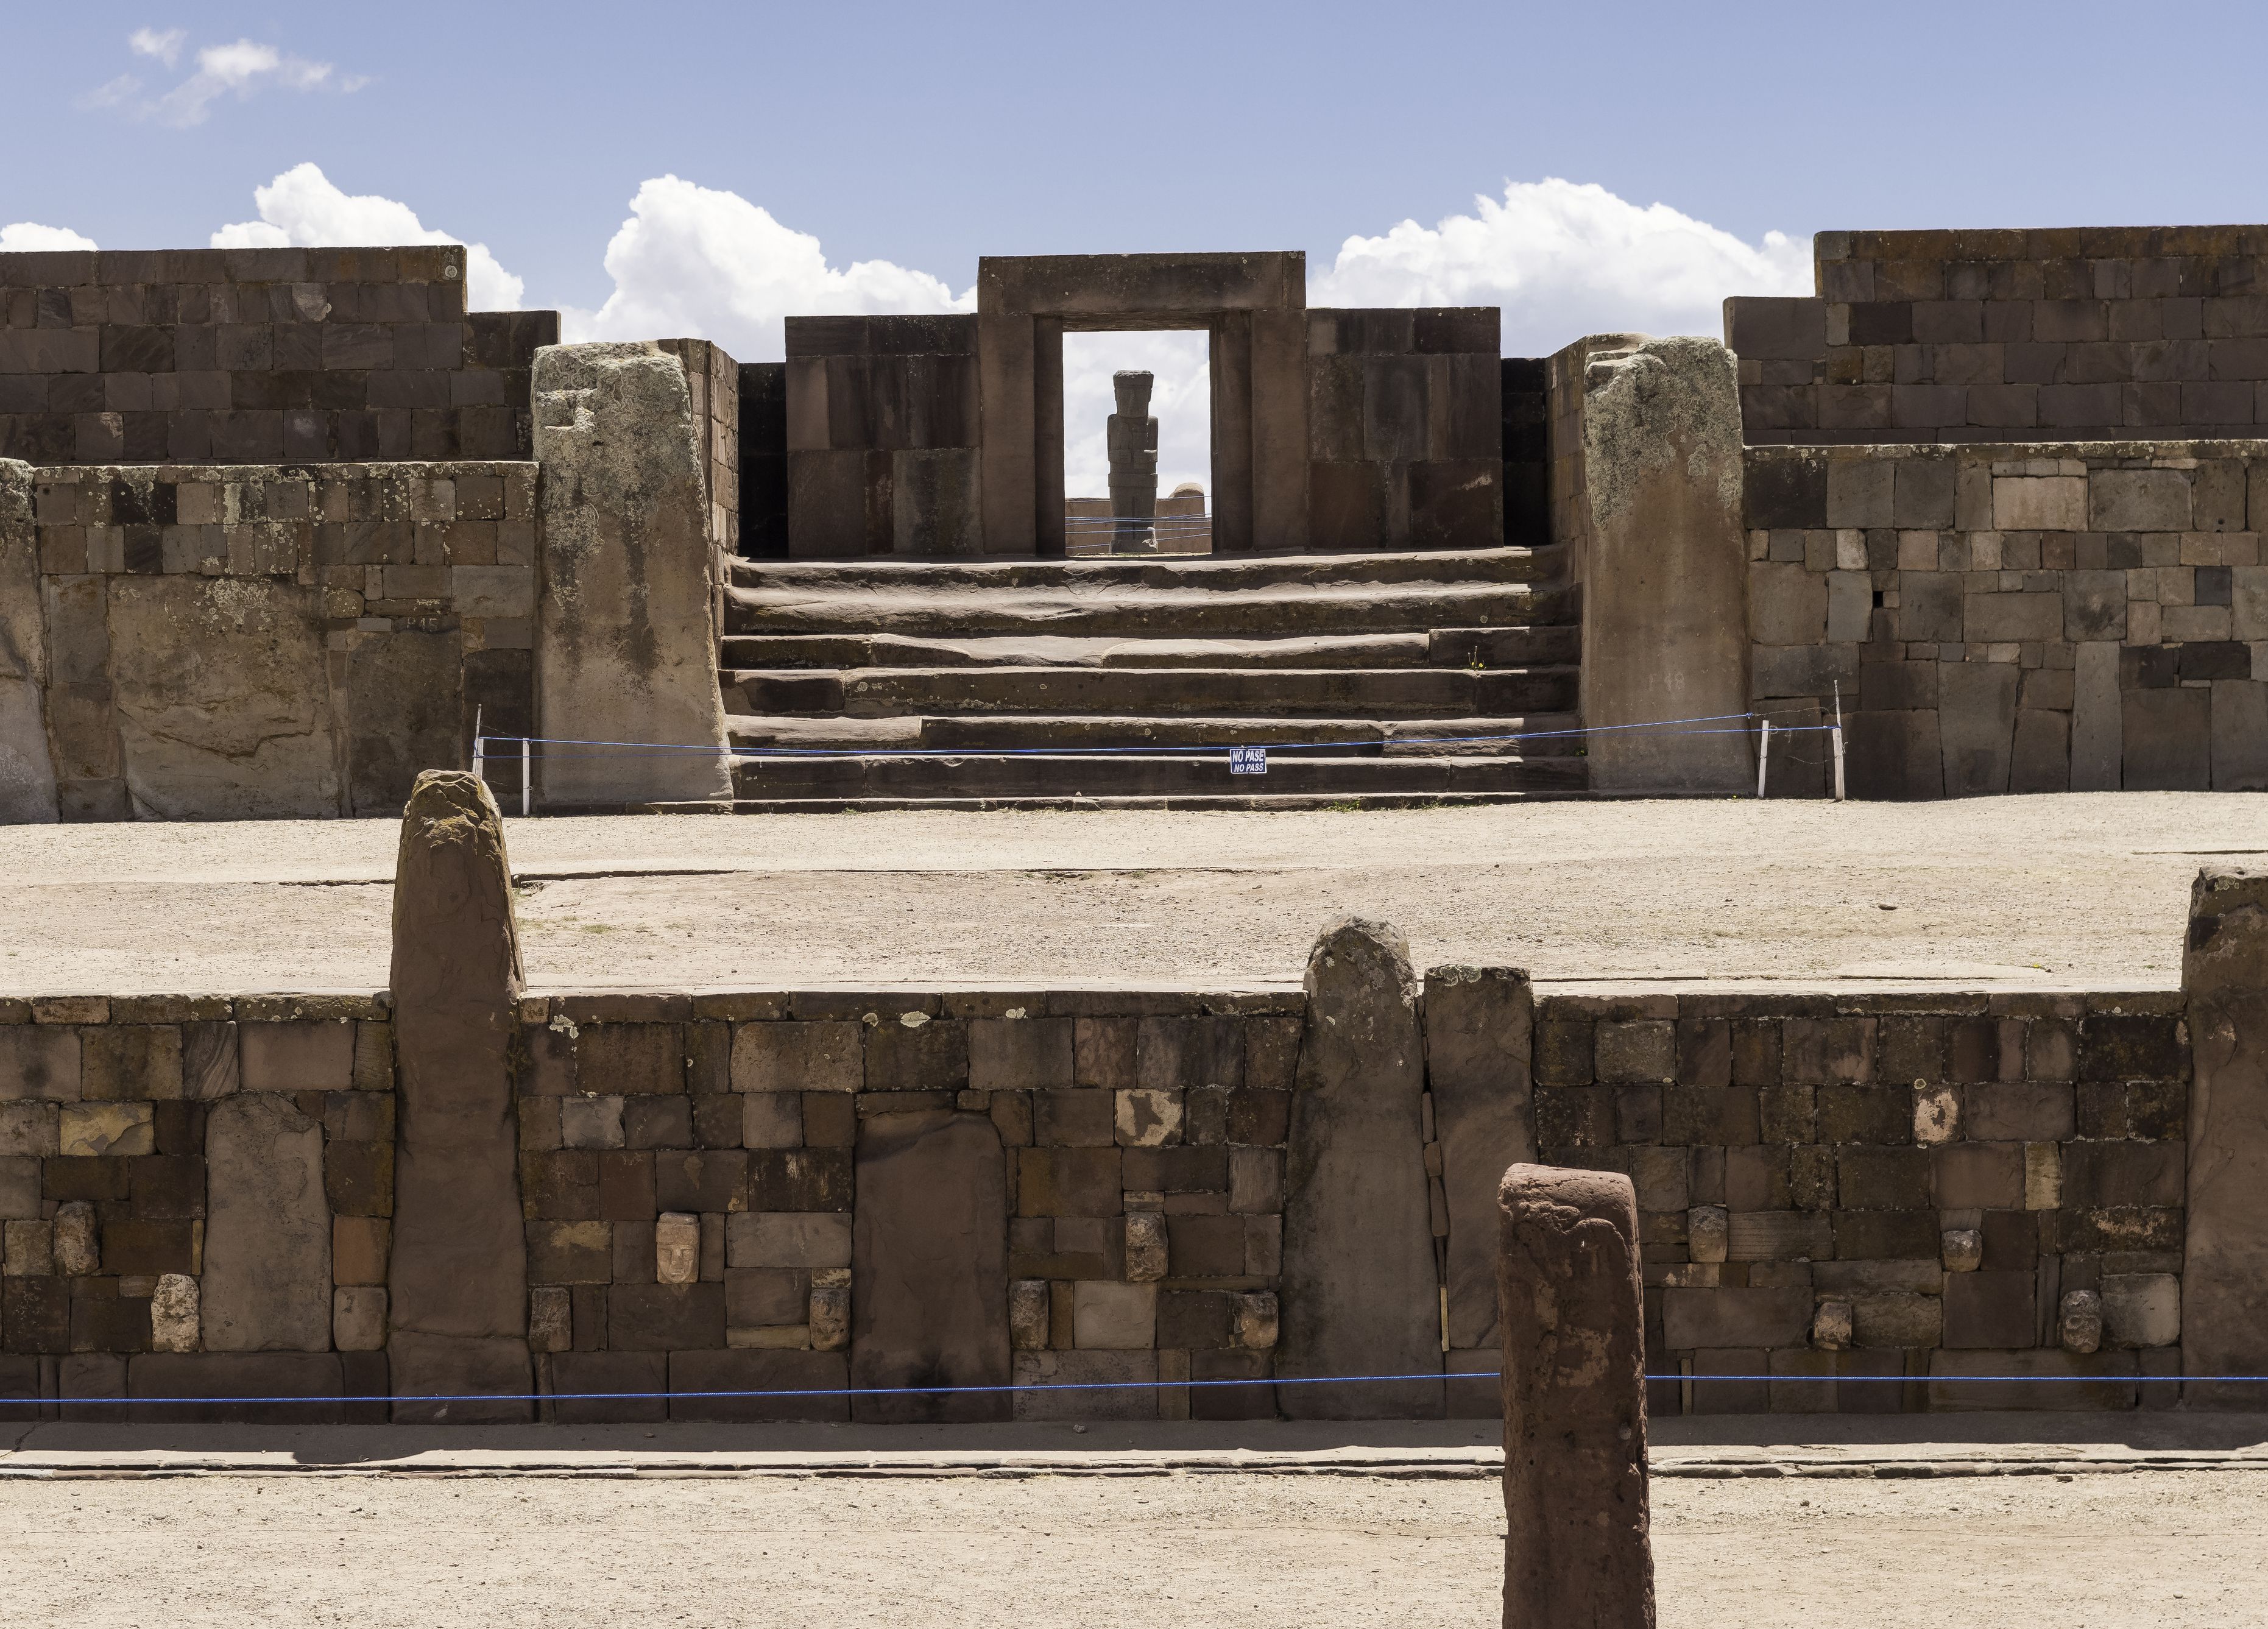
[
  {"left": 521, "top": 738, "right": 531, "bottom": 818},
  {"left": 1756, "top": 719, "right": 1772, "bottom": 799},
  {"left": 471, "top": 705, "right": 484, "bottom": 784},
  {"left": 1832, "top": 727, "right": 1846, "bottom": 802}
]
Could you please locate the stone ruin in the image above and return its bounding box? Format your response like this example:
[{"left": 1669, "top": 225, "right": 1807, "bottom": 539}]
[
  {"left": 7, "top": 228, "right": 2268, "bottom": 818},
  {"left": 1104, "top": 369, "right": 1159, "bottom": 555}
]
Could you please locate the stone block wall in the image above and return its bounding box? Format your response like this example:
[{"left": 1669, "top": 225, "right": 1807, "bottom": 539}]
[
  {"left": 0, "top": 247, "right": 556, "bottom": 465},
  {"left": 784, "top": 315, "right": 981, "bottom": 557},
  {"left": 513, "top": 991, "right": 1293, "bottom": 1423},
  {"left": 1744, "top": 440, "right": 2268, "bottom": 797},
  {"left": 1305, "top": 307, "right": 1503, "bottom": 551},
  {"left": 9, "top": 458, "right": 532, "bottom": 820},
  {"left": 0, "top": 995, "right": 394, "bottom": 1421},
  {"left": 1534, "top": 992, "right": 2189, "bottom": 1413},
  {"left": 1729, "top": 227, "right": 2268, "bottom": 445}
]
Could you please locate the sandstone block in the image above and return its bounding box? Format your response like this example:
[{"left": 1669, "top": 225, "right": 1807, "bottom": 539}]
[
  {"left": 1852, "top": 1292, "right": 1943, "bottom": 1349},
  {"left": 1114, "top": 1088, "right": 1182, "bottom": 1147},
  {"left": 668, "top": 1348, "right": 849, "bottom": 1423},
  {"left": 533, "top": 344, "right": 731, "bottom": 807},
  {"left": 2, "top": 1218, "right": 50, "bottom": 1275},
  {"left": 1424, "top": 967, "right": 1535, "bottom": 1351},
  {"left": 58, "top": 1101, "right": 152, "bottom": 1157},
  {"left": 202, "top": 1093, "right": 330, "bottom": 1352},
  {"left": 334, "top": 1286, "right": 387, "bottom": 1351},
  {"left": 1661, "top": 1286, "right": 1812, "bottom": 1349},
  {"left": 1075, "top": 1281, "right": 1157, "bottom": 1349},
  {"left": 727, "top": 1211, "right": 852, "bottom": 1271},
  {"left": 850, "top": 1109, "right": 1009, "bottom": 1422},
  {"left": 2102, "top": 1272, "right": 2180, "bottom": 1348},
  {"left": 1011, "top": 1349, "right": 1158, "bottom": 1422},
  {"left": 528, "top": 1286, "right": 570, "bottom": 1354},
  {"left": 732, "top": 1022, "right": 861, "bottom": 1092}
]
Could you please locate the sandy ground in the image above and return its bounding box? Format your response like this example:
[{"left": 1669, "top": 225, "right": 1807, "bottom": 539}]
[
  {"left": 2, "top": 793, "right": 2263, "bottom": 995},
  {"left": 0, "top": 1462, "right": 2259, "bottom": 1626}
]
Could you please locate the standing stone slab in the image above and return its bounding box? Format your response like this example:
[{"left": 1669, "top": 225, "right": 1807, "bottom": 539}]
[
  {"left": 202, "top": 1094, "right": 330, "bottom": 1352},
  {"left": 1425, "top": 966, "right": 1536, "bottom": 1352},
  {"left": 1499, "top": 1164, "right": 1653, "bottom": 1628},
  {"left": 533, "top": 343, "right": 732, "bottom": 808},
  {"left": 2182, "top": 866, "right": 2268, "bottom": 1408},
  {"left": 850, "top": 1109, "right": 1009, "bottom": 1423},
  {"left": 1279, "top": 917, "right": 1442, "bottom": 1418},
  {"left": 388, "top": 770, "right": 531, "bottom": 1421},
  {"left": 1557, "top": 337, "right": 1750, "bottom": 794},
  {"left": 0, "top": 461, "right": 57, "bottom": 823}
]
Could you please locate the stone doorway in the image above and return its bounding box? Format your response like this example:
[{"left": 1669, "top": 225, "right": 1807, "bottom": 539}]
[{"left": 1059, "top": 330, "right": 1213, "bottom": 556}]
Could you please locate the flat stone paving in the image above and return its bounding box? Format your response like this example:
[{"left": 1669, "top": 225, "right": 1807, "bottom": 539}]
[{"left": 1, "top": 792, "right": 2260, "bottom": 995}]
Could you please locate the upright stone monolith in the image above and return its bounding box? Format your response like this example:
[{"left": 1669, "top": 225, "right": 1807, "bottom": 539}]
[
  {"left": 1106, "top": 370, "right": 1159, "bottom": 554},
  {"left": 1277, "top": 917, "right": 1442, "bottom": 1418},
  {"left": 532, "top": 342, "right": 732, "bottom": 808},
  {"left": 1498, "top": 1163, "right": 1653, "bottom": 1628},
  {"left": 2181, "top": 866, "right": 2268, "bottom": 1408},
  {"left": 387, "top": 770, "right": 532, "bottom": 1421}
]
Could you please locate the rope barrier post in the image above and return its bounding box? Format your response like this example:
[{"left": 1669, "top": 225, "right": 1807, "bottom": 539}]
[
  {"left": 1832, "top": 726, "right": 1846, "bottom": 802},
  {"left": 470, "top": 705, "right": 484, "bottom": 786},
  {"left": 520, "top": 738, "right": 531, "bottom": 818},
  {"left": 1755, "top": 719, "right": 1772, "bottom": 799}
]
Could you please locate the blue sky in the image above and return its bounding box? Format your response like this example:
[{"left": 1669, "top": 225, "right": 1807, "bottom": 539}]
[{"left": 9, "top": 2, "right": 2268, "bottom": 491}]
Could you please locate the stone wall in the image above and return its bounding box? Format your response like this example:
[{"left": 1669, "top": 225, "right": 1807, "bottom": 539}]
[
  {"left": 0, "top": 994, "right": 394, "bottom": 1421},
  {"left": 1745, "top": 439, "right": 2268, "bottom": 797},
  {"left": 516, "top": 991, "right": 1294, "bottom": 1422},
  {"left": 1534, "top": 991, "right": 2188, "bottom": 1413},
  {"left": 3, "top": 458, "right": 532, "bottom": 820},
  {"left": 783, "top": 315, "right": 981, "bottom": 557},
  {"left": 1729, "top": 227, "right": 2268, "bottom": 446},
  {"left": 1305, "top": 308, "right": 1503, "bottom": 551},
  {"left": 0, "top": 247, "right": 556, "bottom": 465},
  {"left": 0, "top": 970, "right": 2229, "bottom": 1419}
]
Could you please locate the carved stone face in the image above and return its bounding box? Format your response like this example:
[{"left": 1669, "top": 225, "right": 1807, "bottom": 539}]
[{"left": 1111, "top": 369, "right": 1154, "bottom": 417}]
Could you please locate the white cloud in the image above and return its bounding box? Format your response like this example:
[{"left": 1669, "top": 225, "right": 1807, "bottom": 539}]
[
  {"left": 211, "top": 163, "right": 525, "bottom": 311},
  {"left": 1313, "top": 177, "right": 1811, "bottom": 355},
  {"left": 129, "top": 27, "right": 185, "bottom": 68},
  {"left": 82, "top": 32, "right": 353, "bottom": 127},
  {"left": 561, "top": 175, "right": 970, "bottom": 358},
  {"left": 0, "top": 222, "right": 99, "bottom": 253}
]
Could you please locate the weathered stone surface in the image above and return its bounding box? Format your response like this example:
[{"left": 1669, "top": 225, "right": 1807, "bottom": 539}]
[
  {"left": 809, "top": 1267, "right": 850, "bottom": 1351},
  {"left": 668, "top": 1348, "right": 849, "bottom": 1422},
  {"left": 1497, "top": 1164, "right": 1652, "bottom": 1629},
  {"left": 1424, "top": 966, "right": 1536, "bottom": 1351},
  {"left": 1561, "top": 337, "right": 1750, "bottom": 793},
  {"left": 0, "top": 462, "right": 56, "bottom": 822},
  {"left": 2182, "top": 867, "right": 2268, "bottom": 1406},
  {"left": 1279, "top": 918, "right": 1441, "bottom": 1418},
  {"left": 1011, "top": 1349, "right": 1157, "bottom": 1422},
  {"left": 202, "top": 1092, "right": 330, "bottom": 1351},
  {"left": 150, "top": 1272, "right": 199, "bottom": 1352},
  {"left": 51, "top": 1200, "right": 97, "bottom": 1276},
  {"left": 2102, "top": 1272, "right": 2180, "bottom": 1349},
  {"left": 850, "top": 1109, "right": 1009, "bottom": 1422},
  {"left": 127, "top": 1352, "right": 347, "bottom": 1424},
  {"left": 655, "top": 1212, "right": 700, "bottom": 1284},
  {"left": 533, "top": 343, "right": 731, "bottom": 807},
  {"left": 388, "top": 771, "right": 531, "bottom": 1421},
  {"left": 333, "top": 1286, "right": 387, "bottom": 1352},
  {"left": 105, "top": 576, "right": 338, "bottom": 819}
]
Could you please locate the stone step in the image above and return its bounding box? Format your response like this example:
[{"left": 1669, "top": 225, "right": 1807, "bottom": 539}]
[
  {"left": 722, "top": 665, "right": 1581, "bottom": 719},
  {"left": 721, "top": 751, "right": 1588, "bottom": 801},
  {"left": 724, "top": 579, "right": 1577, "bottom": 639},
  {"left": 716, "top": 624, "right": 1581, "bottom": 672},
  {"left": 722, "top": 712, "right": 1590, "bottom": 757},
  {"left": 727, "top": 543, "right": 1566, "bottom": 595}
]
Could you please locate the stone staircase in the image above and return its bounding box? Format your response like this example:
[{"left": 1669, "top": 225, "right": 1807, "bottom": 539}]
[{"left": 705, "top": 546, "right": 1586, "bottom": 808}]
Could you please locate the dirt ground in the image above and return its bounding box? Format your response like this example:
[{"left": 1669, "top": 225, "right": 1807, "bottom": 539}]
[
  {"left": 0, "top": 1466, "right": 2257, "bottom": 1626},
  {"left": 1, "top": 792, "right": 2259, "bottom": 995}
]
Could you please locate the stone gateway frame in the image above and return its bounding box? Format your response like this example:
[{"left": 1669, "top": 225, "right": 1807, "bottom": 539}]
[{"left": 977, "top": 253, "right": 1311, "bottom": 556}]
